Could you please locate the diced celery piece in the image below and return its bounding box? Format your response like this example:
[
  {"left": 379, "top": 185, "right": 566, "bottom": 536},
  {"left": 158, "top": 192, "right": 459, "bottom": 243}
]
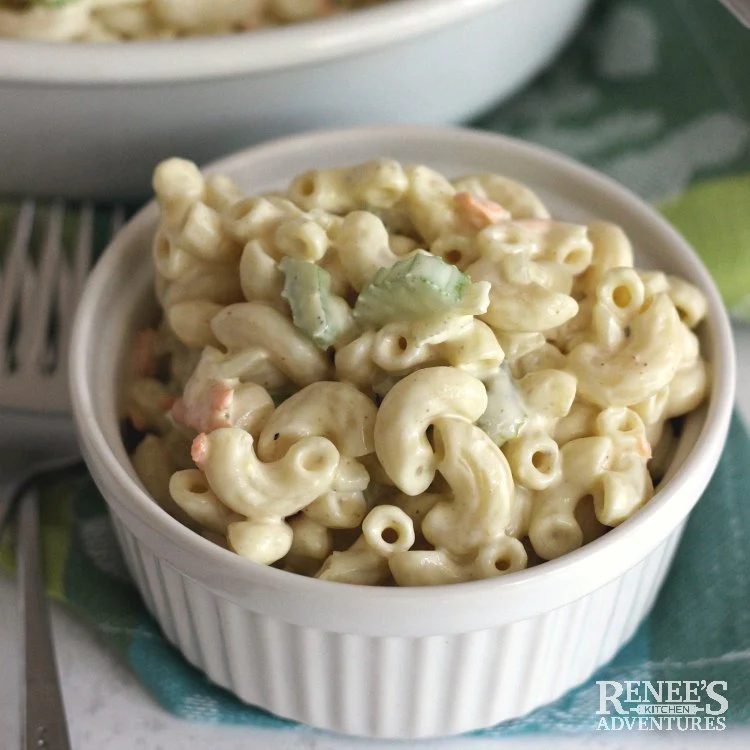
[
  {"left": 279, "top": 256, "right": 353, "bottom": 349},
  {"left": 477, "top": 366, "right": 527, "bottom": 446},
  {"left": 353, "top": 251, "right": 487, "bottom": 327}
]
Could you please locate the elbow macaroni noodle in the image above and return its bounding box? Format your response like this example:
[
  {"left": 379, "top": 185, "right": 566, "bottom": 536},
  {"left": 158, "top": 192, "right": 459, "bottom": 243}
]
[{"left": 127, "top": 157, "right": 711, "bottom": 585}]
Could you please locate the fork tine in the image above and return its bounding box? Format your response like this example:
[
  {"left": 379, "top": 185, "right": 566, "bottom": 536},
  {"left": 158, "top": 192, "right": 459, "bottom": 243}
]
[
  {"left": 17, "top": 202, "right": 65, "bottom": 375},
  {"left": 58, "top": 202, "right": 94, "bottom": 361},
  {"left": 111, "top": 204, "right": 126, "bottom": 238},
  {"left": 72, "top": 202, "right": 94, "bottom": 297},
  {"left": 0, "top": 201, "right": 35, "bottom": 365},
  {"left": 13, "top": 259, "right": 39, "bottom": 374}
]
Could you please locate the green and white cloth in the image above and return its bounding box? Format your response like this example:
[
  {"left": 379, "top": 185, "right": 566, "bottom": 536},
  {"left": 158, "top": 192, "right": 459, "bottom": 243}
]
[{"left": 1, "top": 0, "right": 750, "bottom": 736}]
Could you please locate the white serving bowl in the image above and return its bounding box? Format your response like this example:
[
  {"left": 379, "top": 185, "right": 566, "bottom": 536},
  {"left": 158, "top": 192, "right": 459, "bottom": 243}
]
[
  {"left": 0, "top": 0, "right": 590, "bottom": 200},
  {"left": 69, "top": 126, "right": 735, "bottom": 739}
]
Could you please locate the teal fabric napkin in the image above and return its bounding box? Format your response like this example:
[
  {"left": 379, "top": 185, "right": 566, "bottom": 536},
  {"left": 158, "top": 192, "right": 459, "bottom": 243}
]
[{"left": 2, "top": 0, "right": 750, "bottom": 737}]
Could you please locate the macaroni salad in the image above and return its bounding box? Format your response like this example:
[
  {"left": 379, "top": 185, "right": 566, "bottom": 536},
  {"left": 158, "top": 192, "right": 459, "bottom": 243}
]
[
  {"left": 0, "top": 0, "right": 379, "bottom": 41},
  {"left": 126, "top": 157, "right": 710, "bottom": 586}
]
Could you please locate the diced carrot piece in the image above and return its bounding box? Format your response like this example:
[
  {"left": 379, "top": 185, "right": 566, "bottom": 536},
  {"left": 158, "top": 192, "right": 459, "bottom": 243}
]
[
  {"left": 454, "top": 192, "right": 511, "bottom": 228},
  {"left": 191, "top": 433, "right": 209, "bottom": 465},
  {"left": 171, "top": 381, "right": 234, "bottom": 433},
  {"left": 132, "top": 328, "right": 160, "bottom": 377}
]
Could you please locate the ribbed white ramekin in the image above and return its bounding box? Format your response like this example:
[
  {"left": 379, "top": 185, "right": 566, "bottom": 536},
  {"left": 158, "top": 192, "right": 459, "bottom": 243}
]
[
  {"left": 70, "top": 127, "right": 735, "bottom": 739},
  {"left": 109, "top": 512, "right": 684, "bottom": 737}
]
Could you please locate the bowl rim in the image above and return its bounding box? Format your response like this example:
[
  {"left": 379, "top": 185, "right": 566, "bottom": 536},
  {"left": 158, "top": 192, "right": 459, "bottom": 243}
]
[
  {"left": 0, "top": 0, "right": 509, "bottom": 83},
  {"left": 70, "top": 125, "right": 735, "bottom": 630}
]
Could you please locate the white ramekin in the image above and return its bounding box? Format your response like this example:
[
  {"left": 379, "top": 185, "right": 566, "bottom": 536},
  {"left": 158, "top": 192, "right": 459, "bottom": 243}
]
[
  {"left": 69, "top": 126, "right": 735, "bottom": 739},
  {"left": 0, "top": 0, "right": 590, "bottom": 199}
]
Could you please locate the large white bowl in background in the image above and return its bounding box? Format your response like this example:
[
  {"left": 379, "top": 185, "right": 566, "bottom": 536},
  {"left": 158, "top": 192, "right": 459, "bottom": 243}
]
[
  {"left": 0, "top": 0, "right": 590, "bottom": 200},
  {"left": 69, "top": 126, "right": 735, "bottom": 739}
]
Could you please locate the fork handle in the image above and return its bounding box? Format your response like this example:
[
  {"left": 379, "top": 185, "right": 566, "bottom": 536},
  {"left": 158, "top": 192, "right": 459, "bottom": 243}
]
[
  {"left": 17, "top": 486, "right": 72, "bottom": 750},
  {"left": 0, "top": 454, "right": 83, "bottom": 543}
]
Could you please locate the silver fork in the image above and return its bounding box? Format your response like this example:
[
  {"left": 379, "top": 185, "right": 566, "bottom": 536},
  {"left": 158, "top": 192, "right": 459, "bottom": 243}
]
[{"left": 0, "top": 200, "right": 124, "bottom": 749}]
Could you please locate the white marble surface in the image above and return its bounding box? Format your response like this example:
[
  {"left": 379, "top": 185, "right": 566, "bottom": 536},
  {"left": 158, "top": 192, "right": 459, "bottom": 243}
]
[{"left": 0, "top": 325, "right": 748, "bottom": 750}]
